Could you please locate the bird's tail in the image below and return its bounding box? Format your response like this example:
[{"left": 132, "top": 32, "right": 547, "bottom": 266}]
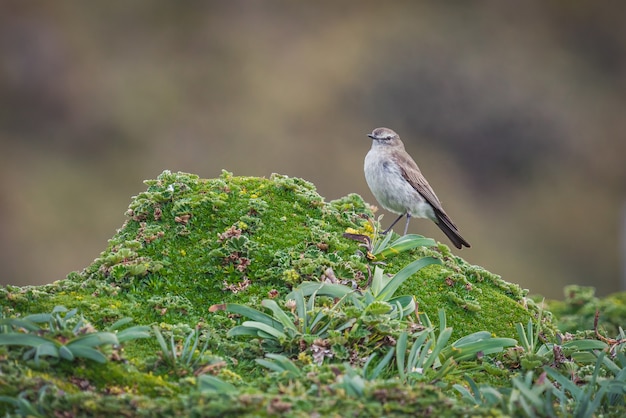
[{"left": 435, "top": 211, "right": 471, "bottom": 249}]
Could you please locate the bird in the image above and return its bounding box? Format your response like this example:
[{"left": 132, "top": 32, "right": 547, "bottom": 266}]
[{"left": 364, "top": 127, "right": 470, "bottom": 249}]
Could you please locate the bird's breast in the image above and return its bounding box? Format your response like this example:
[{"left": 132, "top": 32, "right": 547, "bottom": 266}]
[{"left": 364, "top": 150, "right": 434, "bottom": 219}]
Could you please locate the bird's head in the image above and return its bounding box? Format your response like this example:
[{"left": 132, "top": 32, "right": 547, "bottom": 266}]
[{"left": 367, "top": 127, "right": 403, "bottom": 148}]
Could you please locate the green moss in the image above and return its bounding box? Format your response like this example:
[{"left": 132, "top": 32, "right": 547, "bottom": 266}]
[
  {"left": 0, "top": 170, "right": 557, "bottom": 416},
  {"left": 2, "top": 170, "right": 543, "bottom": 338}
]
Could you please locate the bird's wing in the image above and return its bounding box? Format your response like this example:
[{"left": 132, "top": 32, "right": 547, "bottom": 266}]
[
  {"left": 393, "top": 150, "right": 469, "bottom": 247},
  {"left": 393, "top": 152, "right": 446, "bottom": 214}
]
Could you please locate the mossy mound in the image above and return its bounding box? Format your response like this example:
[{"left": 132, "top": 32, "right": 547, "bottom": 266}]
[
  {"left": 2, "top": 170, "right": 543, "bottom": 338},
  {"left": 0, "top": 170, "right": 556, "bottom": 416}
]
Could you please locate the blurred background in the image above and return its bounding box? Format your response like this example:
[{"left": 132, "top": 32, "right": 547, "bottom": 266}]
[{"left": 1, "top": 1, "right": 625, "bottom": 298}]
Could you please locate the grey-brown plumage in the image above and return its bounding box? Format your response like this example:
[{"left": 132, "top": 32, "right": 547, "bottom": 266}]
[{"left": 364, "top": 127, "right": 470, "bottom": 249}]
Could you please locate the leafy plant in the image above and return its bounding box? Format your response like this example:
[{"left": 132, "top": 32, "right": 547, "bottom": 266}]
[
  {"left": 545, "top": 350, "right": 626, "bottom": 417},
  {"left": 0, "top": 306, "right": 149, "bottom": 366},
  {"left": 455, "top": 333, "right": 626, "bottom": 416},
  {"left": 293, "top": 256, "right": 441, "bottom": 320},
  {"left": 598, "top": 350, "right": 626, "bottom": 407},
  {"left": 364, "top": 309, "right": 516, "bottom": 383},
  {"left": 0, "top": 385, "right": 50, "bottom": 418},
  {"left": 335, "top": 364, "right": 367, "bottom": 397},
  {"left": 213, "top": 288, "right": 355, "bottom": 352},
  {"left": 508, "top": 371, "right": 558, "bottom": 417},
  {"left": 197, "top": 375, "right": 238, "bottom": 394},
  {"left": 153, "top": 326, "right": 216, "bottom": 376},
  {"left": 453, "top": 375, "right": 504, "bottom": 409},
  {"left": 454, "top": 371, "right": 558, "bottom": 416},
  {"left": 344, "top": 216, "right": 438, "bottom": 260},
  {"left": 507, "top": 312, "right": 612, "bottom": 373},
  {"left": 255, "top": 353, "right": 304, "bottom": 379},
  {"left": 107, "top": 317, "right": 152, "bottom": 343}
]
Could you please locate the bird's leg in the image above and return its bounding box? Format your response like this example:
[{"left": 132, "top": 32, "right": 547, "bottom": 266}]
[
  {"left": 403, "top": 213, "right": 411, "bottom": 235},
  {"left": 382, "top": 213, "right": 406, "bottom": 235}
]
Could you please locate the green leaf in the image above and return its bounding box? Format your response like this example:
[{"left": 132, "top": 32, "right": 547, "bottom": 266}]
[
  {"left": 371, "top": 230, "right": 394, "bottom": 255},
  {"left": 153, "top": 326, "right": 169, "bottom": 354},
  {"left": 407, "top": 331, "right": 431, "bottom": 370},
  {"left": 369, "top": 267, "right": 386, "bottom": 297},
  {"left": 51, "top": 306, "right": 70, "bottom": 315},
  {"left": 364, "top": 346, "right": 395, "bottom": 380},
  {"left": 443, "top": 337, "right": 517, "bottom": 362},
  {"left": 388, "top": 295, "right": 416, "bottom": 318},
  {"left": 256, "top": 353, "right": 302, "bottom": 377},
  {"left": 33, "top": 343, "right": 59, "bottom": 366},
  {"left": 511, "top": 373, "right": 544, "bottom": 408},
  {"left": 396, "top": 331, "right": 409, "bottom": 381},
  {"left": 452, "top": 331, "right": 493, "bottom": 346},
  {"left": 198, "top": 375, "right": 238, "bottom": 394},
  {"left": 230, "top": 321, "right": 287, "bottom": 340},
  {"left": 0, "top": 318, "right": 42, "bottom": 332},
  {"left": 289, "top": 282, "right": 354, "bottom": 300},
  {"left": 374, "top": 234, "right": 438, "bottom": 259},
  {"left": 68, "top": 346, "right": 108, "bottom": 363},
  {"left": 515, "top": 322, "right": 531, "bottom": 351},
  {"left": 453, "top": 383, "right": 476, "bottom": 404},
  {"left": 0, "top": 333, "right": 53, "bottom": 347},
  {"left": 116, "top": 325, "right": 151, "bottom": 343},
  {"left": 562, "top": 339, "right": 608, "bottom": 351},
  {"left": 58, "top": 345, "right": 75, "bottom": 361},
  {"left": 21, "top": 313, "right": 53, "bottom": 324},
  {"left": 376, "top": 257, "right": 441, "bottom": 301},
  {"left": 227, "top": 325, "right": 261, "bottom": 338},
  {"left": 292, "top": 289, "right": 307, "bottom": 329},
  {"left": 225, "top": 303, "right": 284, "bottom": 331},
  {"left": 261, "top": 300, "right": 298, "bottom": 332},
  {"left": 438, "top": 309, "right": 447, "bottom": 331},
  {"left": 67, "top": 332, "right": 118, "bottom": 348},
  {"left": 423, "top": 327, "right": 452, "bottom": 370},
  {"left": 107, "top": 317, "right": 134, "bottom": 331}
]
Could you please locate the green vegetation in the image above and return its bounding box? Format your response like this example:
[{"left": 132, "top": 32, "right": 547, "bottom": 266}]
[{"left": 1, "top": 171, "right": 624, "bottom": 416}]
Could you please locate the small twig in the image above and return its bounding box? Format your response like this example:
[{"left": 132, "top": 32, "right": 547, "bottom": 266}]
[
  {"left": 365, "top": 263, "right": 373, "bottom": 288},
  {"left": 594, "top": 310, "right": 626, "bottom": 354}
]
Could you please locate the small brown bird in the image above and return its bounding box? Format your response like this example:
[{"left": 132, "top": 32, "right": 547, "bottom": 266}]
[{"left": 364, "top": 127, "right": 470, "bottom": 249}]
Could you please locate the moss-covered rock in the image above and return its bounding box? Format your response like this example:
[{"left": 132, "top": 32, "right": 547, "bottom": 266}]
[
  {"left": 2, "top": 170, "right": 543, "bottom": 336},
  {"left": 0, "top": 170, "right": 556, "bottom": 416}
]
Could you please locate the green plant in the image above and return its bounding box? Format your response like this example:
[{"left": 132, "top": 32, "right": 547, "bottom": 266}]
[
  {"left": 216, "top": 256, "right": 439, "bottom": 359},
  {"left": 512, "top": 317, "right": 554, "bottom": 371},
  {"left": 506, "top": 311, "right": 613, "bottom": 373},
  {"left": 344, "top": 216, "right": 438, "bottom": 261},
  {"left": 454, "top": 371, "right": 558, "bottom": 416},
  {"left": 364, "top": 309, "right": 516, "bottom": 383},
  {"left": 197, "top": 375, "right": 238, "bottom": 394},
  {"left": 508, "top": 371, "right": 557, "bottom": 417},
  {"left": 255, "top": 353, "right": 304, "bottom": 379},
  {"left": 453, "top": 375, "right": 504, "bottom": 409},
  {"left": 455, "top": 342, "right": 626, "bottom": 416},
  {"left": 335, "top": 364, "right": 367, "bottom": 397},
  {"left": 0, "top": 385, "right": 50, "bottom": 418},
  {"left": 214, "top": 289, "right": 355, "bottom": 352},
  {"left": 546, "top": 352, "right": 608, "bottom": 418},
  {"left": 0, "top": 306, "right": 149, "bottom": 366},
  {"left": 598, "top": 350, "right": 626, "bottom": 408},
  {"left": 153, "top": 326, "right": 215, "bottom": 376},
  {"left": 542, "top": 349, "right": 626, "bottom": 417},
  {"left": 107, "top": 317, "right": 152, "bottom": 343},
  {"left": 293, "top": 256, "right": 441, "bottom": 320}
]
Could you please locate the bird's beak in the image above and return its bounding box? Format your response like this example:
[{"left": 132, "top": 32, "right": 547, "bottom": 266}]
[{"left": 367, "top": 134, "right": 375, "bottom": 139}]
